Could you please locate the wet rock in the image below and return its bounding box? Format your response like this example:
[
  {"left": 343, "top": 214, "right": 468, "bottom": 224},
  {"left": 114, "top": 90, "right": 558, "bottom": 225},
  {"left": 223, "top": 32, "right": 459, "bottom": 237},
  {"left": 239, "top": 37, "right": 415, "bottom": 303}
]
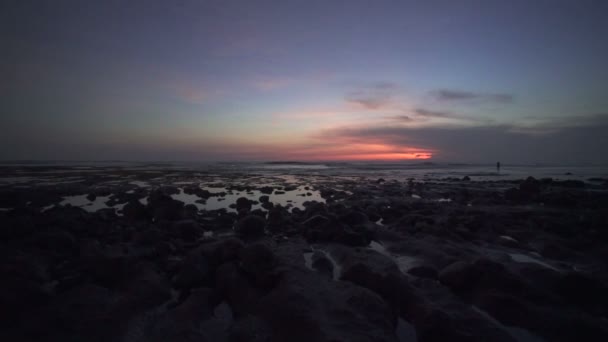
[
  {"left": 258, "top": 195, "right": 270, "bottom": 203},
  {"left": 235, "top": 215, "right": 266, "bottom": 239}
]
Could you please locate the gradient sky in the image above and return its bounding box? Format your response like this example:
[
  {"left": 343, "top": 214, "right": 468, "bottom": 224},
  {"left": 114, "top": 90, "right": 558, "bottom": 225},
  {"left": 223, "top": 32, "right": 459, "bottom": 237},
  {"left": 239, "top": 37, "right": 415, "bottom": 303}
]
[{"left": 2, "top": 0, "right": 607, "bottom": 163}]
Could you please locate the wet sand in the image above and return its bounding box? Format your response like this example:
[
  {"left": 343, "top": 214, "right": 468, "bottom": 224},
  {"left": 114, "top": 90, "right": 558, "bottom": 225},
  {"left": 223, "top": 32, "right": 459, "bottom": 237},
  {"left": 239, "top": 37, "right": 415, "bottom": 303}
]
[{"left": 1, "top": 166, "right": 607, "bottom": 341}]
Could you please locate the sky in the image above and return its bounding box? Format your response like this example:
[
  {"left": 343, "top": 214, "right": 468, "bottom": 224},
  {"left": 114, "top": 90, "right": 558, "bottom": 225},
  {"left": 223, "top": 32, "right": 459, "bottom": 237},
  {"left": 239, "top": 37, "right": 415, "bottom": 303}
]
[{"left": 2, "top": 0, "right": 607, "bottom": 164}]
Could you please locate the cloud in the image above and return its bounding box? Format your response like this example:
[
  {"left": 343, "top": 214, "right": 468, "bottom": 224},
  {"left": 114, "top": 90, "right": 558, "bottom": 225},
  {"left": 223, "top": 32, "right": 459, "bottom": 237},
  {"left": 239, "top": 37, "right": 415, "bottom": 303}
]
[
  {"left": 413, "top": 108, "right": 454, "bottom": 118},
  {"left": 345, "top": 82, "right": 399, "bottom": 110},
  {"left": 315, "top": 114, "right": 608, "bottom": 164},
  {"left": 384, "top": 115, "right": 414, "bottom": 122},
  {"left": 432, "top": 89, "right": 514, "bottom": 103}
]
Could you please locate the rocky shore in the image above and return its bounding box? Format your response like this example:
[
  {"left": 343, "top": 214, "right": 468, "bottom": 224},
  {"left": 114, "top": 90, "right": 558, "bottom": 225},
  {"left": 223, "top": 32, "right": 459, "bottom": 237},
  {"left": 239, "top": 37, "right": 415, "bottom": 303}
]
[{"left": 1, "top": 167, "right": 607, "bottom": 341}]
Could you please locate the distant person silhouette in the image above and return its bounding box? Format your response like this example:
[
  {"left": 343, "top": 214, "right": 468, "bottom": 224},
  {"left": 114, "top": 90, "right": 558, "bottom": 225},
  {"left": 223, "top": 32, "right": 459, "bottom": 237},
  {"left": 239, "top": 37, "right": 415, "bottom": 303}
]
[{"left": 496, "top": 162, "right": 501, "bottom": 173}]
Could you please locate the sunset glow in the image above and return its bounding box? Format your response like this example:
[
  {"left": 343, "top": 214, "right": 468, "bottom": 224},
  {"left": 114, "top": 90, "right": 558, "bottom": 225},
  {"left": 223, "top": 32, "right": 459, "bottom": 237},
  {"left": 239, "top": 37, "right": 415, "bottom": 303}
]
[{"left": 2, "top": 1, "right": 607, "bottom": 164}]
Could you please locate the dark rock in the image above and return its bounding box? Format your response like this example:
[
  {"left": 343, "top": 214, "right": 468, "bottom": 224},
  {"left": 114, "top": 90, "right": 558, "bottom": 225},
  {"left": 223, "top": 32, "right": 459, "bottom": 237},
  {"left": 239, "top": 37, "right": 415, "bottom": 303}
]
[
  {"left": 141, "top": 288, "right": 224, "bottom": 342},
  {"left": 311, "top": 251, "right": 333, "bottom": 279},
  {"left": 258, "top": 270, "right": 397, "bottom": 342},
  {"left": 555, "top": 272, "right": 608, "bottom": 314},
  {"left": 340, "top": 210, "right": 369, "bottom": 226},
  {"left": 86, "top": 193, "right": 96, "bottom": 201},
  {"left": 173, "top": 252, "right": 211, "bottom": 290},
  {"left": 235, "top": 197, "right": 252, "bottom": 213},
  {"left": 239, "top": 243, "right": 280, "bottom": 290},
  {"left": 172, "top": 219, "right": 201, "bottom": 240},
  {"left": 122, "top": 200, "right": 148, "bottom": 221},
  {"left": 438, "top": 261, "right": 474, "bottom": 293},
  {"left": 235, "top": 215, "right": 266, "bottom": 239},
  {"left": 462, "top": 176, "right": 471, "bottom": 181},
  {"left": 27, "top": 230, "right": 77, "bottom": 256},
  {"left": 259, "top": 186, "right": 274, "bottom": 194},
  {"left": 407, "top": 265, "right": 438, "bottom": 279},
  {"left": 147, "top": 189, "right": 185, "bottom": 221},
  {"left": 215, "top": 262, "right": 263, "bottom": 317},
  {"left": 520, "top": 176, "right": 541, "bottom": 195},
  {"left": 259, "top": 195, "right": 270, "bottom": 203},
  {"left": 200, "top": 238, "right": 245, "bottom": 268},
  {"left": 302, "top": 214, "right": 330, "bottom": 228}
]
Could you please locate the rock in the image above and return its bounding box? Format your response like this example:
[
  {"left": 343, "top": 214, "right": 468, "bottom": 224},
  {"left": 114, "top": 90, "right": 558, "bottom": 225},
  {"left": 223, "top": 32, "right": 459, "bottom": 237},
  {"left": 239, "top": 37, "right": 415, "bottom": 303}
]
[
  {"left": 235, "top": 215, "right": 266, "bottom": 239},
  {"left": 259, "top": 186, "right": 274, "bottom": 194},
  {"left": 27, "top": 230, "right": 77, "bottom": 256},
  {"left": 555, "top": 272, "right": 608, "bottom": 314},
  {"left": 235, "top": 197, "right": 252, "bottom": 213},
  {"left": 173, "top": 252, "right": 211, "bottom": 291},
  {"left": 474, "top": 291, "right": 531, "bottom": 327},
  {"left": 147, "top": 189, "right": 185, "bottom": 221},
  {"left": 141, "top": 288, "right": 224, "bottom": 342},
  {"left": 24, "top": 283, "right": 119, "bottom": 342},
  {"left": 311, "top": 251, "right": 333, "bottom": 279},
  {"left": 462, "top": 176, "right": 471, "bottom": 181},
  {"left": 302, "top": 215, "right": 330, "bottom": 228},
  {"left": 239, "top": 243, "right": 280, "bottom": 290},
  {"left": 200, "top": 238, "right": 244, "bottom": 267},
  {"left": 340, "top": 210, "right": 369, "bottom": 226},
  {"left": 407, "top": 265, "right": 438, "bottom": 279},
  {"left": 89, "top": 255, "right": 135, "bottom": 289},
  {"left": 520, "top": 176, "right": 541, "bottom": 196},
  {"left": 215, "top": 262, "right": 264, "bottom": 317},
  {"left": 259, "top": 195, "right": 270, "bottom": 203},
  {"left": 258, "top": 270, "right": 397, "bottom": 342},
  {"left": 439, "top": 258, "right": 525, "bottom": 298},
  {"left": 172, "top": 219, "right": 201, "bottom": 240},
  {"left": 438, "top": 261, "right": 474, "bottom": 293},
  {"left": 122, "top": 200, "right": 148, "bottom": 221}
]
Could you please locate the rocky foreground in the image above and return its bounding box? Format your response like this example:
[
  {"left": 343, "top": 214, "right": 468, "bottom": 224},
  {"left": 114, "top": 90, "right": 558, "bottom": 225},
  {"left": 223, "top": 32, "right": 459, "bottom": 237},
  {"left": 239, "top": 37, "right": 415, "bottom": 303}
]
[{"left": 1, "top": 170, "right": 608, "bottom": 341}]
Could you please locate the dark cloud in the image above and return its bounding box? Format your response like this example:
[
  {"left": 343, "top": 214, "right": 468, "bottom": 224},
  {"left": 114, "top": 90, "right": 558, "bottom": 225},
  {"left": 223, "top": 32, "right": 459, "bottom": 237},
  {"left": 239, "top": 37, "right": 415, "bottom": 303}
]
[
  {"left": 345, "top": 82, "right": 398, "bottom": 110},
  {"left": 432, "top": 89, "right": 514, "bottom": 103},
  {"left": 318, "top": 115, "right": 608, "bottom": 164},
  {"left": 414, "top": 108, "right": 453, "bottom": 118},
  {"left": 384, "top": 115, "right": 414, "bottom": 122}
]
